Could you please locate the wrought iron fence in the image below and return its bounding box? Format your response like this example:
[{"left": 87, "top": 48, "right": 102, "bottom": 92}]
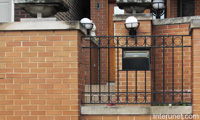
[{"left": 81, "top": 35, "right": 192, "bottom": 105}]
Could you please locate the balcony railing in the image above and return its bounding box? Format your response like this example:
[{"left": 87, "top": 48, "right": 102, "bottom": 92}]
[{"left": 81, "top": 35, "right": 192, "bottom": 105}]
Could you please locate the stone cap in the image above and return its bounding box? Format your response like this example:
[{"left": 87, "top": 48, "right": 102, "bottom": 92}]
[
  {"left": 153, "top": 16, "right": 200, "bottom": 25},
  {"left": 113, "top": 13, "right": 153, "bottom": 22},
  {"left": 189, "top": 19, "right": 200, "bottom": 34},
  {"left": 0, "top": 21, "right": 87, "bottom": 35}
]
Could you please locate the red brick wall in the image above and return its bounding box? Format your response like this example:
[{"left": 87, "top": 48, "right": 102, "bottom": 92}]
[
  {"left": 90, "top": 0, "right": 108, "bottom": 84},
  {"left": 0, "top": 30, "right": 83, "bottom": 120},
  {"left": 90, "top": 0, "right": 108, "bottom": 36}
]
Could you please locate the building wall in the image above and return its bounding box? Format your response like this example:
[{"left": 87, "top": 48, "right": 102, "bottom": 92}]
[{"left": 90, "top": 0, "right": 108, "bottom": 36}]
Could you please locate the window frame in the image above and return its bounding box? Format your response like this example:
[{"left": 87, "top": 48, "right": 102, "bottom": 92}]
[{"left": 178, "top": 0, "right": 195, "bottom": 17}]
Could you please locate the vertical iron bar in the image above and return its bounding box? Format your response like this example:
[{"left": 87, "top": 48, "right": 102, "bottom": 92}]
[
  {"left": 126, "top": 37, "right": 128, "bottom": 47},
  {"left": 135, "top": 37, "right": 138, "bottom": 47},
  {"left": 126, "top": 71, "right": 128, "bottom": 103},
  {"left": 163, "top": 36, "right": 165, "bottom": 104},
  {"left": 98, "top": 37, "right": 101, "bottom": 103},
  {"left": 117, "top": 37, "right": 120, "bottom": 103},
  {"left": 182, "top": 36, "right": 184, "bottom": 103},
  {"left": 145, "top": 70, "right": 147, "bottom": 103},
  {"left": 153, "top": 37, "right": 156, "bottom": 103},
  {"left": 145, "top": 37, "right": 147, "bottom": 103},
  {"left": 126, "top": 36, "right": 128, "bottom": 103},
  {"left": 108, "top": 37, "right": 110, "bottom": 102},
  {"left": 135, "top": 71, "right": 137, "bottom": 103},
  {"left": 90, "top": 37, "right": 92, "bottom": 103},
  {"left": 172, "top": 36, "right": 175, "bottom": 104}
]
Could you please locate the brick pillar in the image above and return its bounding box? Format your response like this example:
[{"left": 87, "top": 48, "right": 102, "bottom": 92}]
[
  {"left": 0, "top": 21, "right": 86, "bottom": 120},
  {"left": 113, "top": 14, "right": 152, "bottom": 104},
  {"left": 191, "top": 27, "right": 200, "bottom": 115}
]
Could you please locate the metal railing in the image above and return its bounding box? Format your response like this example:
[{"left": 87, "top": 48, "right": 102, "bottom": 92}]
[{"left": 81, "top": 35, "right": 192, "bottom": 105}]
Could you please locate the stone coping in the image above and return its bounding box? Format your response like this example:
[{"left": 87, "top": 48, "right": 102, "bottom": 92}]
[
  {"left": 189, "top": 19, "right": 200, "bottom": 33},
  {"left": 81, "top": 106, "right": 192, "bottom": 115},
  {"left": 153, "top": 16, "right": 200, "bottom": 25},
  {"left": 113, "top": 14, "right": 200, "bottom": 27},
  {"left": 0, "top": 21, "right": 87, "bottom": 35},
  {"left": 113, "top": 13, "right": 153, "bottom": 21}
]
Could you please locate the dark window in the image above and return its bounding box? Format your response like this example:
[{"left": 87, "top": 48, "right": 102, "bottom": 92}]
[{"left": 178, "top": 0, "right": 195, "bottom": 17}]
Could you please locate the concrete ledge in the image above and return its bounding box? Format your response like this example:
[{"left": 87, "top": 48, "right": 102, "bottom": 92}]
[
  {"left": 81, "top": 106, "right": 192, "bottom": 115},
  {"left": 189, "top": 19, "right": 200, "bottom": 33},
  {"left": 113, "top": 13, "right": 153, "bottom": 21},
  {"left": 0, "top": 21, "right": 87, "bottom": 35},
  {"left": 153, "top": 16, "right": 200, "bottom": 25}
]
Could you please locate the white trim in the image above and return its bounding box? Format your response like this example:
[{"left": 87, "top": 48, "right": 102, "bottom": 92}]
[
  {"left": 0, "top": 0, "right": 13, "bottom": 22},
  {"left": 11, "top": 0, "right": 14, "bottom": 22}
]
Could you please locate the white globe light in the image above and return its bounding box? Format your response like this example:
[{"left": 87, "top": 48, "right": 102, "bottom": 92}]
[
  {"left": 125, "top": 16, "right": 138, "bottom": 29},
  {"left": 153, "top": 0, "right": 165, "bottom": 10},
  {"left": 80, "top": 18, "right": 93, "bottom": 30}
]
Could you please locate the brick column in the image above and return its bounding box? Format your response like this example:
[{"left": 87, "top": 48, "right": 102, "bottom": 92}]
[
  {"left": 0, "top": 21, "right": 86, "bottom": 120},
  {"left": 113, "top": 14, "right": 152, "bottom": 104},
  {"left": 191, "top": 20, "right": 200, "bottom": 116}
]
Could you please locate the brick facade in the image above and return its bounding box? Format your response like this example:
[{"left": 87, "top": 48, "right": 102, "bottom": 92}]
[{"left": 90, "top": 0, "right": 108, "bottom": 36}]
